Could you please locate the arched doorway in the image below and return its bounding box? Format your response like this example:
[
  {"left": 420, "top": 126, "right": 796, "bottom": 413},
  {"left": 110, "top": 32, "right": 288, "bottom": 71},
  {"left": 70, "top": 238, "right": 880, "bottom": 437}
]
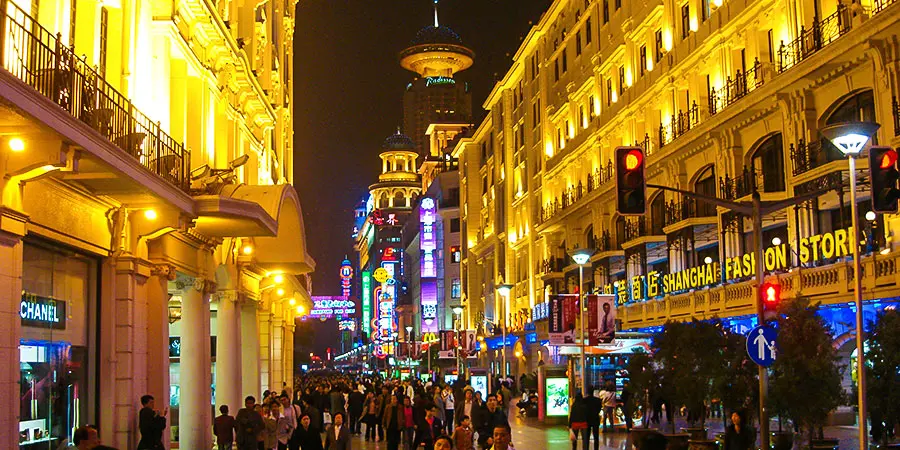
[{"left": 750, "top": 133, "right": 786, "bottom": 193}]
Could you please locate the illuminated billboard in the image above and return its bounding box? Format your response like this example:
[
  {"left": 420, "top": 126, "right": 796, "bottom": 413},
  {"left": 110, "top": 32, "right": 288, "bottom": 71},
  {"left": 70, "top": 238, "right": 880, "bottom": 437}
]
[
  {"left": 362, "top": 271, "right": 372, "bottom": 336},
  {"left": 546, "top": 378, "right": 570, "bottom": 417}
]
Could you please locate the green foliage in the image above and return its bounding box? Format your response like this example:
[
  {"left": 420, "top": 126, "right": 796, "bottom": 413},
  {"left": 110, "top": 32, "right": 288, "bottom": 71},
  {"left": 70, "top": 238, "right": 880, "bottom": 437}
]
[
  {"left": 625, "top": 349, "right": 655, "bottom": 415},
  {"left": 768, "top": 297, "right": 845, "bottom": 444},
  {"left": 711, "top": 329, "right": 758, "bottom": 423},
  {"left": 866, "top": 308, "right": 900, "bottom": 445},
  {"left": 652, "top": 319, "right": 728, "bottom": 428}
]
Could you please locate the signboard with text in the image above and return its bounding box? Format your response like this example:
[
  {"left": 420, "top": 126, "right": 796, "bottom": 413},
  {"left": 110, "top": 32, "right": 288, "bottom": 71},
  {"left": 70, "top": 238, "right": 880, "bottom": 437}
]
[
  {"left": 20, "top": 293, "right": 66, "bottom": 330},
  {"left": 308, "top": 296, "right": 357, "bottom": 319}
]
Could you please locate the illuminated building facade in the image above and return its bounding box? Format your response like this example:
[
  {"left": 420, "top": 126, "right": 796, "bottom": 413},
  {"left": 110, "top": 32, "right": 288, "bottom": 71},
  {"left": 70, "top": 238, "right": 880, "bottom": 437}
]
[
  {"left": 454, "top": 0, "right": 900, "bottom": 385},
  {"left": 0, "top": 0, "right": 315, "bottom": 446},
  {"left": 400, "top": 3, "right": 475, "bottom": 155}
]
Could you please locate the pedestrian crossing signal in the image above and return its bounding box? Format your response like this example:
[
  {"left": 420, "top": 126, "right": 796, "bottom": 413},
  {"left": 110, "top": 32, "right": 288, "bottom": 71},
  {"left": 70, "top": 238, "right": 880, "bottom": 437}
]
[
  {"left": 761, "top": 281, "right": 781, "bottom": 313},
  {"left": 869, "top": 146, "right": 900, "bottom": 213}
]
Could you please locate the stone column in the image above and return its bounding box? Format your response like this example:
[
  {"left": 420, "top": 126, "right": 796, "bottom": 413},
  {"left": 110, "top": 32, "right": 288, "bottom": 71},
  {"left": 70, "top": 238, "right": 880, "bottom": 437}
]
[
  {"left": 178, "top": 277, "right": 213, "bottom": 449},
  {"left": 215, "top": 290, "right": 242, "bottom": 414},
  {"left": 270, "top": 301, "right": 284, "bottom": 392},
  {"left": 0, "top": 209, "right": 25, "bottom": 447},
  {"left": 283, "top": 320, "right": 295, "bottom": 391},
  {"left": 147, "top": 265, "right": 173, "bottom": 450},
  {"left": 259, "top": 306, "right": 272, "bottom": 392},
  {"left": 241, "top": 301, "right": 260, "bottom": 399}
]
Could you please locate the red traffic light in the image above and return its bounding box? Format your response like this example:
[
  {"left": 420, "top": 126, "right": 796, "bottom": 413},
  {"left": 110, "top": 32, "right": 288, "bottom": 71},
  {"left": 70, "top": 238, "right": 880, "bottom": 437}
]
[
  {"left": 761, "top": 282, "right": 781, "bottom": 308},
  {"left": 624, "top": 149, "right": 643, "bottom": 171},
  {"left": 879, "top": 148, "right": 898, "bottom": 169}
]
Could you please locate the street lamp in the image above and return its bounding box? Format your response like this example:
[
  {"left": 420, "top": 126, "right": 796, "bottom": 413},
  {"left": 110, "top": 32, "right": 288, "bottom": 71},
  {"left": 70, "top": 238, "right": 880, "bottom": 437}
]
[
  {"left": 405, "top": 325, "right": 413, "bottom": 376},
  {"left": 568, "top": 247, "right": 595, "bottom": 396},
  {"left": 821, "top": 121, "right": 879, "bottom": 450},
  {"left": 453, "top": 306, "right": 464, "bottom": 378},
  {"left": 497, "top": 283, "right": 513, "bottom": 378}
]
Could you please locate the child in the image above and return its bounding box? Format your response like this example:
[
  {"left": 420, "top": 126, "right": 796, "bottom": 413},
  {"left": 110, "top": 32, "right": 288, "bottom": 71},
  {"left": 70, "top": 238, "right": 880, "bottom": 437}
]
[{"left": 452, "top": 415, "right": 474, "bottom": 450}]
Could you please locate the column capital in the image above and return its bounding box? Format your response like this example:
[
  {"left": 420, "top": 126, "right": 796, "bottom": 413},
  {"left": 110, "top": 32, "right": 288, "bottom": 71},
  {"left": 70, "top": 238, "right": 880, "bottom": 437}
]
[{"left": 150, "top": 263, "right": 177, "bottom": 281}]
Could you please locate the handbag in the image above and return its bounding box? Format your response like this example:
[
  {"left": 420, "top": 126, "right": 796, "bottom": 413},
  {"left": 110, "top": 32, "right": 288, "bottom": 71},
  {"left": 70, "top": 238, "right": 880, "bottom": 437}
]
[{"left": 323, "top": 412, "right": 332, "bottom": 425}]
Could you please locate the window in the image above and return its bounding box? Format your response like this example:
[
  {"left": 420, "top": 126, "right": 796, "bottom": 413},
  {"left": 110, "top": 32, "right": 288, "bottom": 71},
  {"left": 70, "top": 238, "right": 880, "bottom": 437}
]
[
  {"left": 615, "top": 0, "right": 621, "bottom": 10},
  {"left": 562, "top": 49, "right": 568, "bottom": 72},
  {"left": 639, "top": 45, "right": 647, "bottom": 75},
  {"left": 531, "top": 52, "right": 539, "bottom": 80},
  {"left": 579, "top": 105, "right": 586, "bottom": 128},
  {"left": 681, "top": 3, "right": 690, "bottom": 39},
  {"left": 452, "top": 279, "right": 461, "bottom": 298},
  {"left": 576, "top": 31, "right": 582, "bottom": 55},
  {"left": 586, "top": 18, "right": 592, "bottom": 43},
  {"left": 482, "top": 176, "right": 488, "bottom": 196},
  {"left": 606, "top": 79, "right": 612, "bottom": 106},
  {"left": 767, "top": 29, "right": 774, "bottom": 63},
  {"left": 99, "top": 7, "right": 109, "bottom": 77},
  {"left": 602, "top": 0, "right": 609, "bottom": 23},
  {"left": 590, "top": 96, "right": 597, "bottom": 116},
  {"left": 655, "top": 29, "right": 664, "bottom": 62},
  {"left": 557, "top": 128, "right": 564, "bottom": 148},
  {"left": 532, "top": 99, "right": 541, "bottom": 128},
  {"left": 450, "top": 247, "right": 462, "bottom": 263},
  {"left": 618, "top": 66, "right": 625, "bottom": 95},
  {"left": 554, "top": 59, "right": 560, "bottom": 81},
  {"left": 701, "top": 0, "right": 710, "bottom": 21},
  {"left": 450, "top": 218, "right": 461, "bottom": 233}
]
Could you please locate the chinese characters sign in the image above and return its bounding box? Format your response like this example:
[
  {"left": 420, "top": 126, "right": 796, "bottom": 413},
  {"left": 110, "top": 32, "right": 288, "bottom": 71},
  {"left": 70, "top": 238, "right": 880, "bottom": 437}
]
[
  {"left": 308, "top": 296, "right": 356, "bottom": 318},
  {"left": 420, "top": 198, "right": 437, "bottom": 277}
]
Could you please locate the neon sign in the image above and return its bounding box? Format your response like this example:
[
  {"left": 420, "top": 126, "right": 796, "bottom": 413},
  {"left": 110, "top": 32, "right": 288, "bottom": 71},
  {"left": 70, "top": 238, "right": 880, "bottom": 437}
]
[
  {"left": 340, "top": 258, "right": 353, "bottom": 297},
  {"left": 20, "top": 293, "right": 66, "bottom": 330},
  {"left": 420, "top": 198, "right": 437, "bottom": 277},
  {"left": 362, "top": 271, "right": 372, "bottom": 336},
  {"left": 308, "top": 296, "right": 357, "bottom": 318},
  {"left": 425, "top": 76, "right": 456, "bottom": 87}
]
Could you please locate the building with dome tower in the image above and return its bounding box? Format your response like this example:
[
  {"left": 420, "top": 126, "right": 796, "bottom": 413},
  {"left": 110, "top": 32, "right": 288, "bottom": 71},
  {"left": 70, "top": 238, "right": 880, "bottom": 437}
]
[{"left": 400, "top": 0, "right": 475, "bottom": 156}]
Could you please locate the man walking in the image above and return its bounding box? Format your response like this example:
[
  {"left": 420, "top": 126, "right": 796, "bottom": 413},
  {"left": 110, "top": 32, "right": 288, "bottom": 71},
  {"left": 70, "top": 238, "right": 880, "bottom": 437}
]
[
  {"left": 324, "top": 412, "right": 352, "bottom": 450},
  {"left": 214, "top": 405, "right": 236, "bottom": 450},
  {"left": 235, "top": 396, "right": 265, "bottom": 450},
  {"left": 599, "top": 384, "right": 617, "bottom": 432},
  {"left": 137, "top": 395, "right": 167, "bottom": 450}
]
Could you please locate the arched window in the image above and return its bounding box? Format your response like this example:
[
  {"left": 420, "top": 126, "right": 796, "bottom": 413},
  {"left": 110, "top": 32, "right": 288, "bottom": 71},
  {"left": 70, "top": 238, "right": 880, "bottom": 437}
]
[
  {"left": 392, "top": 191, "right": 406, "bottom": 208},
  {"left": 379, "top": 193, "right": 389, "bottom": 208},
  {"left": 826, "top": 90, "right": 876, "bottom": 125},
  {"left": 650, "top": 194, "right": 666, "bottom": 234},
  {"left": 585, "top": 225, "right": 597, "bottom": 250},
  {"left": 693, "top": 166, "right": 716, "bottom": 216},
  {"left": 751, "top": 134, "right": 785, "bottom": 193}
]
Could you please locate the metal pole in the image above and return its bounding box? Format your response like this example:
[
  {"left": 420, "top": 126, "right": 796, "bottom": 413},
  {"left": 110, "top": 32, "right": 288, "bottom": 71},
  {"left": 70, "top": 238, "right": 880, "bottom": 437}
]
[
  {"left": 579, "top": 264, "right": 587, "bottom": 397},
  {"left": 752, "top": 192, "right": 770, "bottom": 450},
  {"left": 848, "top": 156, "right": 868, "bottom": 450},
  {"left": 502, "top": 293, "right": 507, "bottom": 378}
]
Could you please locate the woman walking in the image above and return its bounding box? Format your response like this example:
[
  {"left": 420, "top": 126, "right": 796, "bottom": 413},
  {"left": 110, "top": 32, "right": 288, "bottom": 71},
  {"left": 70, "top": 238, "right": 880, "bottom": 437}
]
[{"left": 568, "top": 393, "right": 589, "bottom": 450}]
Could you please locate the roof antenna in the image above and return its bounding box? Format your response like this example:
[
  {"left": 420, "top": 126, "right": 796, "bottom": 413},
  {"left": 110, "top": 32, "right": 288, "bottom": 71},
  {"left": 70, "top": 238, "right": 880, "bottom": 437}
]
[{"left": 433, "top": 0, "right": 439, "bottom": 27}]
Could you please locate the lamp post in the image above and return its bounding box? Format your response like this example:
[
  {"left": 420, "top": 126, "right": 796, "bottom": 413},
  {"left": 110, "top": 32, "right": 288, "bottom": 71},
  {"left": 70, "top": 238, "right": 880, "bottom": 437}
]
[
  {"left": 405, "top": 325, "right": 413, "bottom": 377},
  {"left": 820, "top": 121, "right": 879, "bottom": 450},
  {"left": 568, "top": 247, "right": 596, "bottom": 397},
  {"left": 453, "top": 306, "right": 464, "bottom": 378},
  {"left": 497, "top": 284, "right": 513, "bottom": 379}
]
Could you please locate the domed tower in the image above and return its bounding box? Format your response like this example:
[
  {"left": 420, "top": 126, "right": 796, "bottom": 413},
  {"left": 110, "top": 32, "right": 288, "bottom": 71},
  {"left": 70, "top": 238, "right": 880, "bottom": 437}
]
[
  {"left": 399, "top": 0, "right": 474, "bottom": 155},
  {"left": 369, "top": 130, "right": 423, "bottom": 212}
]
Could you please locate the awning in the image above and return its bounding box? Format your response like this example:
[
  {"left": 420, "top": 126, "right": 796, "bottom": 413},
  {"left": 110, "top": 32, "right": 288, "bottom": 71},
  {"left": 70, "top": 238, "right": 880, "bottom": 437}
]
[{"left": 193, "top": 183, "right": 316, "bottom": 275}]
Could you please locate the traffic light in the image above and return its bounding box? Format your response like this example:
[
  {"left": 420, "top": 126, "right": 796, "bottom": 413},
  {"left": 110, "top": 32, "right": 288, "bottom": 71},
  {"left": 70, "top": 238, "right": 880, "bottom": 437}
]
[
  {"left": 869, "top": 146, "right": 900, "bottom": 213},
  {"left": 760, "top": 281, "right": 781, "bottom": 314},
  {"left": 615, "top": 146, "right": 646, "bottom": 215}
]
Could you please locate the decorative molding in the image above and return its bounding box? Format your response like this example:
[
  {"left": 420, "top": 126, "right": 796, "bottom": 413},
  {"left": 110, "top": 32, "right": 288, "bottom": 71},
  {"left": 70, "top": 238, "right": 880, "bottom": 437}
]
[{"left": 151, "top": 264, "right": 178, "bottom": 281}]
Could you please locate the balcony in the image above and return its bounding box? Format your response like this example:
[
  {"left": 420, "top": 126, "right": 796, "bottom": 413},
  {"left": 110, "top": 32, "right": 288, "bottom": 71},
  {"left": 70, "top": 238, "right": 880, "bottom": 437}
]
[
  {"left": 777, "top": 5, "right": 852, "bottom": 73},
  {"left": 790, "top": 138, "right": 843, "bottom": 176},
  {"left": 658, "top": 102, "right": 700, "bottom": 148},
  {"left": 585, "top": 160, "right": 614, "bottom": 193},
  {"left": 538, "top": 161, "right": 613, "bottom": 225},
  {"left": 874, "top": 0, "right": 899, "bottom": 14},
  {"left": 709, "top": 59, "right": 764, "bottom": 115},
  {"left": 538, "top": 256, "right": 567, "bottom": 278},
  {"left": 720, "top": 167, "right": 787, "bottom": 200},
  {"left": 664, "top": 197, "right": 717, "bottom": 228},
  {"left": 0, "top": 2, "right": 190, "bottom": 191},
  {"left": 634, "top": 133, "right": 653, "bottom": 156}
]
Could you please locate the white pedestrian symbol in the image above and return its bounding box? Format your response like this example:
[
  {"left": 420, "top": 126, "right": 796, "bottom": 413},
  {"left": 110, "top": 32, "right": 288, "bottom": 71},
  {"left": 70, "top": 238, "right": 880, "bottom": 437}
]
[{"left": 753, "top": 329, "right": 775, "bottom": 361}]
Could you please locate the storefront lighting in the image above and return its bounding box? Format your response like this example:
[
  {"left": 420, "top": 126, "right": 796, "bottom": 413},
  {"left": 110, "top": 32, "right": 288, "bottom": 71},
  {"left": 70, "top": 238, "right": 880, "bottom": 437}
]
[
  {"left": 143, "top": 209, "right": 158, "bottom": 220},
  {"left": 242, "top": 245, "right": 254, "bottom": 255},
  {"left": 866, "top": 211, "right": 877, "bottom": 221},
  {"left": 276, "top": 288, "right": 285, "bottom": 297},
  {"left": 771, "top": 237, "right": 782, "bottom": 246},
  {"left": 515, "top": 350, "right": 523, "bottom": 358},
  {"left": 289, "top": 298, "right": 296, "bottom": 306},
  {"left": 8, "top": 137, "right": 25, "bottom": 152},
  {"left": 704, "top": 256, "right": 713, "bottom": 264},
  {"left": 296, "top": 305, "right": 306, "bottom": 315},
  {"left": 273, "top": 274, "right": 284, "bottom": 284},
  {"left": 168, "top": 295, "right": 182, "bottom": 324}
]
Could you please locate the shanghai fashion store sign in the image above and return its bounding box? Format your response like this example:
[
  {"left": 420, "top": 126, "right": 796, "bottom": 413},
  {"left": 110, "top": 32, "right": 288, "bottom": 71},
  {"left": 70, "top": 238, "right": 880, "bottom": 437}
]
[
  {"left": 602, "top": 227, "right": 857, "bottom": 304},
  {"left": 20, "top": 293, "right": 66, "bottom": 330},
  {"left": 308, "top": 296, "right": 356, "bottom": 318}
]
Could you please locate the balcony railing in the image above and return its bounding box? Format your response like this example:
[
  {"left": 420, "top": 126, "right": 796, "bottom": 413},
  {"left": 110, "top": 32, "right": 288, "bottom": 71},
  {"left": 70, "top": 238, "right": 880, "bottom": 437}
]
[
  {"left": 719, "top": 168, "right": 758, "bottom": 201},
  {"left": 790, "top": 138, "right": 843, "bottom": 176},
  {"left": 598, "top": 230, "right": 615, "bottom": 252},
  {"left": 709, "top": 59, "right": 764, "bottom": 115},
  {"left": 586, "top": 160, "right": 614, "bottom": 193},
  {"left": 539, "top": 161, "right": 614, "bottom": 224},
  {"left": 624, "top": 217, "right": 648, "bottom": 242},
  {"left": 538, "top": 257, "right": 567, "bottom": 274},
  {"left": 777, "top": 5, "right": 851, "bottom": 73},
  {"left": 634, "top": 133, "right": 653, "bottom": 156},
  {"left": 658, "top": 102, "right": 700, "bottom": 148},
  {"left": 893, "top": 96, "right": 899, "bottom": 136},
  {"left": 664, "top": 197, "right": 716, "bottom": 227},
  {"left": 873, "top": 0, "right": 898, "bottom": 14},
  {"left": 0, "top": 1, "right": 190, "bottom": 191}
]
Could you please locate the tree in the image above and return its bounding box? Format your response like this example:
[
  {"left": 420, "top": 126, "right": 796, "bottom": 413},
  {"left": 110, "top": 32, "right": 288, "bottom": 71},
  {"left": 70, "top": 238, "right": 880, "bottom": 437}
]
[
  {"left": 652, "top": 318, "right": 727, "bottom": 431},
  {"left": 625, "top": 348, "right": 655, "bottom": 428},
  {"left": 711, "top": 328, "right": 758, "bottom": 428},
  {"left": 768, "top": 297, "right": 845, "bottom": 445},
  {"left": 866, "top": 308, "right": 900, "bottom": 445}
]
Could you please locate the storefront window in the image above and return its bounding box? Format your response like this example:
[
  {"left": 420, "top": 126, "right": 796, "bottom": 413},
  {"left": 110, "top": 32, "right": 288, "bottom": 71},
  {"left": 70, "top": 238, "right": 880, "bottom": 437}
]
[{"left": 19, "top": 242, "right": 96, "bottom": 448}]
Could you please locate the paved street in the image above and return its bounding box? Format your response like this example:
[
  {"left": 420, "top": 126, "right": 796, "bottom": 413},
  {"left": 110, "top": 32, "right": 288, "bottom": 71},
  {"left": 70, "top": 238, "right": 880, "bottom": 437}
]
[{"left": 340, "top": 407, "right": 866, "bottom": 450}]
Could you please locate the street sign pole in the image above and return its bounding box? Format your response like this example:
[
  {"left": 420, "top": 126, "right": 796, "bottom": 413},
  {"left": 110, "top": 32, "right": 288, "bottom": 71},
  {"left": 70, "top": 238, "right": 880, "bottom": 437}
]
[{"left": 752, "top": 193, "right": 770, "bottom": 450}]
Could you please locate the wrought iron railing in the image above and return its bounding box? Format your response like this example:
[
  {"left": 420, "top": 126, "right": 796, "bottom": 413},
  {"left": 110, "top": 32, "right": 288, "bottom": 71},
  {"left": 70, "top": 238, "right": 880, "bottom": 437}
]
[
  {"left": 777, "top": 5, "right": 851, "bottom": 73},
  {"left": 0, "top": 1, "right": 190, "bottom": 191},
  {"left": 893, "top": 96, "right": 899, "bottom": 137},
  {"left": 659, "top": 102, "right": 700, "bottom": 147},
  {"left": 789, "top": 138, "right": 843, "bottom": 176},
  {"left": 624, "top": 217, "right": 648, "bottom": 242},
  {"left": 539, "top": 257, "right": 567, "bottom": 274},
  {"left": 709, "top": 59, "right": 764, "bottom": 115},
  {"left": 873, "top": 0, "right": 897, "bottom": 14},
  {"left": 540, "top": 162, "right": 614, "bottom": 224},
  {"left": 664, "top": 197, "right": 717, "bottom": 227},
  {"left": 586, "top": 160, "right": 614, "bottom": 193},
  {"left": 720, "top": 168, "right": 758, "bottom": 200},
  {"left": 634, "top": 133, "right": 652, "bottom": 156},
  {"left": 598, "top": 230, "right": 614, "bottom": 252}
]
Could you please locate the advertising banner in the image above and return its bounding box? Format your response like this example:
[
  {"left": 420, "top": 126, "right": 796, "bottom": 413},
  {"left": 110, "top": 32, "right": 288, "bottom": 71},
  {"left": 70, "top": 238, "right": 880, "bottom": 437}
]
[
  {"left": 460, "top": 330, "right": 477, "bottom": 358},
  {"left": 471, "top": 375, "right": 488, "bottom": 400},
  {"left": 545, "top": 377, "right": 570, "bottom": 416},
  {"left": 439, "top": 330, "right": 457, "bottom": 359},
  {"left": 549, "top": 295, "right": 578, "bottom": 346},
  {"left": 588, "top": 294, "right": 617, "bottom": 345}
]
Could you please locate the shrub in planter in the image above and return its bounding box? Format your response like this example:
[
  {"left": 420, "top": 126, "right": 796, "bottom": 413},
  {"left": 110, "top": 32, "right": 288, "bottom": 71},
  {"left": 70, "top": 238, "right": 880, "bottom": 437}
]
[{"left": 867, "top": 309, "right": 900, "bottom": 447}]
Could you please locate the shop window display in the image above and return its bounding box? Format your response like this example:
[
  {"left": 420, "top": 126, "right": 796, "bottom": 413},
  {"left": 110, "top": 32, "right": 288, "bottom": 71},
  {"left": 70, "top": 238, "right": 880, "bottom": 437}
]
[{"left": 19, "top": 243, "right": 96, "bottom": 448}]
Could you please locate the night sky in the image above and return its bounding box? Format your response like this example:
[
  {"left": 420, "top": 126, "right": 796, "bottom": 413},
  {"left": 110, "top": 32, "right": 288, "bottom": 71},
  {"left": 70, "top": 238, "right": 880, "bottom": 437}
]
[{"left": 292, "top": 1, "right": 551, "bottom": 354}]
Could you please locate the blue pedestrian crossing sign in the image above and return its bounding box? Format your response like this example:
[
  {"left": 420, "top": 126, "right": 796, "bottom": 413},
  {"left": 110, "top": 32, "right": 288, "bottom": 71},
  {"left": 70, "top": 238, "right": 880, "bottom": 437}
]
[{"left": 746, "top": 325, "right": 778, "bottom": 367}]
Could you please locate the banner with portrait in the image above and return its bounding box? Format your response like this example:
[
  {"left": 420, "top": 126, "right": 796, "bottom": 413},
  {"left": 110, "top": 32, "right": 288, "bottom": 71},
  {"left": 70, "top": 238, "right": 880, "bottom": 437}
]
[
  {"left": 549, "top": 294, "right": 578, "bottom": 346},
  {"left": 588, "top": 294, "right": 617, "bottom": 345}
]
